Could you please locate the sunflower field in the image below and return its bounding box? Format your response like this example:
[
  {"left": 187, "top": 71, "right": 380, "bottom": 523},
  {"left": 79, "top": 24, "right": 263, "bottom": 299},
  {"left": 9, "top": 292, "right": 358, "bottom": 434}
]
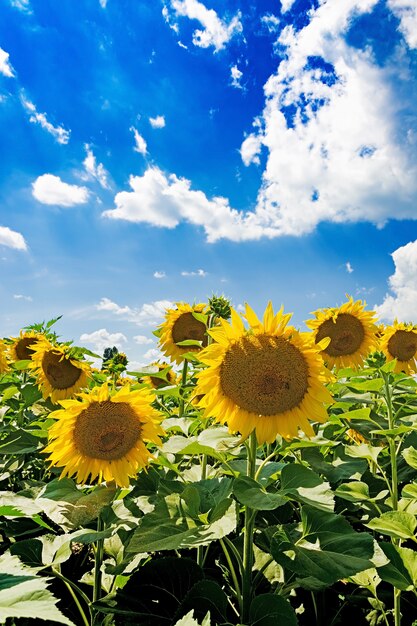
[{"left": 2, "top": 296, "right": 417, "bottom": 626}]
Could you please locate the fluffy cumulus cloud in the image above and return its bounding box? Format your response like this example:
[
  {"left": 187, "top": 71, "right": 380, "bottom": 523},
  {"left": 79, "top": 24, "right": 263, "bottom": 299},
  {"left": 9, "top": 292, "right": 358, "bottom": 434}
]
[
  {"left": 80, "top": 328, "right": 127, "bottom": 352},
  {"left": 0, "top": 47, "right": 15, "bottom": 77},
  {"left": 230, "top": 65, "right": 243, "bottom": 89},
  {"left": 149, "top": 115, "right": 166, "bottom": 128},
  {"left": 154, "top": 271, "right": 166, "bottom": 278},
  {"left": 81, "top": 144, "right": 110, "bottom": 189},
  {"left": 165, "top": 0, "right": 242, "bottom": 52},
  {"left": 96, "top": 297, "right": 174, "bottom": 326},
  {"left": 387, "top": 0, "right": 417, "bottom": 48},
  {"left": 134, "top": 334, "right": 154, "bottom": 345},
  {"left": 181, "top": 268, "right": 207, "bottom": 277},
  {"left": 374, "top": 239, "right": 417, "bottom": 322},
  {"left": 0, "top": 225, "right": 27, "bottom": 250},
  {"left": 21, "top": 96, "right": 70, "bottom": 144},
  {"left": 32, "top": 174, "right": 89, "bottom": 206}
]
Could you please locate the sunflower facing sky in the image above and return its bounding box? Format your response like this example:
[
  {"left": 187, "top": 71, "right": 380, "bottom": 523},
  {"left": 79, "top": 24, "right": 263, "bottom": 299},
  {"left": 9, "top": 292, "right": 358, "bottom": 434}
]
[
  {"left": 306, "top": 297, "right": 378, "bottom": 370},
  {"left": 31, "top": 338, "right": 92, "bottom": 403},
  {"left": 0, "top": 341, "right": 9, "bottom": 374},
  {"left": 196, "top": 303, "right": 333, "bottom": 444},
  {"left": 379, "top": 321, "right": 417, "bottom": 374},
  {"left": 8, "top": 330, "right": 43, "bottom": 363},
  {"left": 158, "top": 302, "right": 208, "bottom": 364},
  {"left": 44, "top": 383, "right": 164, "bottom": 487}
]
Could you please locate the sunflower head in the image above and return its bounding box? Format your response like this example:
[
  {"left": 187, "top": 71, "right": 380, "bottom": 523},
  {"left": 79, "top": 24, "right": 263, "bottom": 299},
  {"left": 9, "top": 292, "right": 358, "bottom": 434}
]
[
  {"left": 8, "top": 330, "right": 43, "bottom": 362},
  {"left": 31, "top": 338, "right": 92, "bottom": 403},
  {"left": 158, "top": 302, "right": 208, "bottom": 364},
  {"left": 0, "top": 341, "right": 10, "bottom": 374},
  {"left": 44, "top": 383, "right": 164, "bottom": 487},
  {"left": 379, "top": 321, "right": 417, "bottom": 374},
  {"left": 306, "top": 297, "right": 378, "bottom": 370},
  {"left": 196, "top": 303, "right": 333, "bottom": 444}
]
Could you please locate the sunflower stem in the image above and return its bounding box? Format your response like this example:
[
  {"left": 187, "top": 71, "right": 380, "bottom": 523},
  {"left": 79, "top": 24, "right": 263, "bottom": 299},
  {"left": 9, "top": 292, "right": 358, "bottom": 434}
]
[
  {"left": 178, "top": 359, "right": 189, "bottom": 418},
  {"left": 197, "top": 453, "right": 208, "bottom": 567},
  {"left": 242, "top": 430, "right": 258, "bottom": 624},
  {"left": 382, "top": 370, "right": 401, "bottom": 626},
  {"left": 93, "top": 514, "right": 104, "bottom": 609}
]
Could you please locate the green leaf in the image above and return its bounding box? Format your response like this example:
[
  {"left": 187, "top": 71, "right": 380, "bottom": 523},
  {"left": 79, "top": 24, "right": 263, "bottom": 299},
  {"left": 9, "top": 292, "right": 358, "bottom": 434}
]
[
  {"left": 233, "top": 477, "right": 287, "bottom": 510},
  {"left": 345, "top": 379, "right": 384, "bottom": 392},
  {"left": 345, "top": 443, "right": 382, "bottom": 464},
  {"left": 403, "top": 447, "right": 417, "bottom": 470},
  {"left": 271, "top": 506, "right": 374, "bottom": 589},
  {"left": 0, "top": 553, "right": 75, "bottom": 625},
  {"left": 377, "top": 542, "right": 414, "bottom": 590},
  {"left": 1, "top": 386, "right": 19, "bottom": 400},
  {"left": 0, "top": 430, "right": 41, "bottom": 455},
  {"left": 335, "top": 482, "right": 370, "bottom": 503},
  {"left": 366, "top": 511, "right": 417, "bottom": 541},
  {"left": 338, "top": 408, "right": 372, "bottom": 421},
  {"left": 279, "top": 463, "right": 334, "bottom": 512},
  {"left": 249, "top": 594, "right": 297, "bottom": 626}
]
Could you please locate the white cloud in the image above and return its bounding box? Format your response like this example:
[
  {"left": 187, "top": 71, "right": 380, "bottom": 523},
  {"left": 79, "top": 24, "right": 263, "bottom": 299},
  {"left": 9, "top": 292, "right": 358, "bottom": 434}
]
[
  {"left": 181, "top": 268, "right": 207, "bottom": 277},
  {"left": 374, "top": 239, "right": 417, "bottom": 322},
  {"left": 230, "top": 65, "right": 243, "bottom": 89},
  {"left": 130, "top": 127, "right": 147, "bottom": 154},
  {"left": 149, "top": 115, "right": 166, "bottom": 128},
  {"left": 0, "top": 48, "right": 14, "bottom": 77},
  {"left": 32, "top": 174, "right": 89, "bottom": 206},
  {"left": 280, "top": 0, "right": 296, "bottom": 13},
  {"left": 134, "top": 334, "right": 154, "bottom": 345},
  {"left": 10, "top": 0, "right": 31, "bottom": 11},
  {"left": 143, "top": 348, "right": 163, "bottom": 362},
  {"left": 96, "top": 297, "right": 174, "bottom": 326},
  {"left": 21, "top": 96, "right": 70, "bottom": 144},
  {"left": 13, "top": 294, "right": 32, "bottom": 301},
  {"left": 82, "top": 144, "right": 110, "bottom": 189},
  {"left": 387, "top": 0, "right": 417, "bottom": 49},
  {"left": 0, "top": 226, "right": 27, "bottom": 250},
  {"left": 103, "top": 166, "right": 262, "bottom": 243},
  {"left": 80, "top": 328, "right": 127, "bottom": 353},
  {"left": 154, "top": 270, "right": 166, "bottom": 278},
  {"left": 99, "top": 0, "right": 107, "bottom": 7},
  {"left": 346, "top": 261, "right": 354, "bottom": 274},
  {"left": 167, "top": 0, "right": 242, "bottom": 52},
  {"left": 240, "top": 133, "right": 262, "bottom": 166},
  {"left": 261, "top": 14, "right": 280, "bottom": 33}
]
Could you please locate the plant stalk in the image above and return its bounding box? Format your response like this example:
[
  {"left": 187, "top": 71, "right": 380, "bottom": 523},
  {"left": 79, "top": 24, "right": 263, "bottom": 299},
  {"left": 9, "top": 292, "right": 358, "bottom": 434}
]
[
  {"left": 93, "top": 514, "right": 104, "bottom": 607},
  {"left": 242, "top": 430, "right": 258, "bottom": 624},
  {"left": 178, "top": 358, "right": 189, "bottom": 418}
]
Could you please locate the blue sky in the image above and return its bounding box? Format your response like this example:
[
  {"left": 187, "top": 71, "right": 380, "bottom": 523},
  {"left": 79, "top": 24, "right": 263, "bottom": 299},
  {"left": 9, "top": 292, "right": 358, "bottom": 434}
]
[{"left": 1, "top": 0, "right": 417, "bottom": 367}]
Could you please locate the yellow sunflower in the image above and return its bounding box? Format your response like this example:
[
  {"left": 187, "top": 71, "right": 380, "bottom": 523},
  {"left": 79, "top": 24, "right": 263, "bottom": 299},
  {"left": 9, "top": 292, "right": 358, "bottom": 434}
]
[
  {"left": 31, "top": 338, "right": 92, "bottom": 403},
  {"left": 379, "top": 321, "right": 417, "bottom": 374},
  {"left": 142, "top": 362, "right": 178, "bottom": 389},
  {"left": 158, "top": 302, "right": 208, "bottom": 364},
  {"left": 44, "top": 383, "right": 164, "bottom": 487},
  {"left": 0, "top": 341, "right": 10, "bottom": 374},
  {"left": 306, "top": 297, "right": 378, "bottom": 369},
  {"left": 196, "top": 303, "right": 333, "bottom": 444},
  {"left": 8, "top": 330, "right": 43, "bottom": 362}
]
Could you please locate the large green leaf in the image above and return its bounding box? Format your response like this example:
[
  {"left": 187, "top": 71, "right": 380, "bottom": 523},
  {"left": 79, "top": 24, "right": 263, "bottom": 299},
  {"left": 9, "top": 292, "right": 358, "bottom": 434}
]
[
  {"left": 403, "top": 447, "right": 417, "bottom": 470},
  {"left": 0, "top": 553, "right": 75, "bottom": 625},
  {"left": 279, "top": 464, "right": 334, "bottom": 512},
  {"left": 233, "top": 476, "right": 287, "bottom": 511},
  {"left": 127, "top": 494, "right": 237, "bottom": 553},
  {"left": 377, "top": 542, "right": 414, "bottom": 591},
  {"left": 249, "top": 594, "right": 297, "bottom": 626},
  {"left": 366, "top": 511, "right": 417, "bottom": 541},
  {"left": 271, "top": 506, "right": 374, "bottom": 589}
]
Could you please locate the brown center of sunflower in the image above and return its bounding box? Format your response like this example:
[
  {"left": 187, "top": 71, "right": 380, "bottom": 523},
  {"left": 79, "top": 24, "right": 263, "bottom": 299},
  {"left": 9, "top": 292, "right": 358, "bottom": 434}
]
[
  {"left": 73, "top": 400, "right": 142, "bottom": 460},
  {"left": 42, "top": 351, "right": 82, "bottom": 389},
  {"left": 219, "top": 334, "right": 309, "bottom": 415},
  {"left": 315, "top": 313, "right": 365, "bottom": 356},
  {"left": 15, "top": 337, "right": 38, "bottom": 360},
  {"left": 171, "top": 312, "right": 208, "bottom": 350},
  {"left": 387, "top": 330, "right": 417, "bottom": 362}
]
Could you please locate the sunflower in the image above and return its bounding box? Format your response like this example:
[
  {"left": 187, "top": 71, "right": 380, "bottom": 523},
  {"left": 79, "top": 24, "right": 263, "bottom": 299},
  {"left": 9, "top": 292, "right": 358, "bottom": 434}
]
[
  {"left": 158, "top": 302, "right": 208, "bottom": 364},
  {"left": 8, "top": 330, "right": 43, "bottom": 362},
  {"left": 196, "top": 303, "right": 333, "bottom": 444},
  {"left": 142, "top": 362, "right": 178, "bottom": 389},
  {"left": 31, "top": 338, "right": 92, "bottom": 403},
  {"left": 44, "top": 383, "right": 164, "bottom": 487},
  {"left": 306, "top": 297, "right": 378, "bottom": 369},
  {"left": 0, "top": 341, "right": 10, "bottom": 374},
  {"left": 379, "top": 321, "right": 417, "bottom": 374}
]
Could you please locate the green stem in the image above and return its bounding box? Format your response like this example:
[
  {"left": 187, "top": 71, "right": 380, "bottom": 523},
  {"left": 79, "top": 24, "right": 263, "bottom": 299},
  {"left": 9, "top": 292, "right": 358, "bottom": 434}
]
[
  {"left": 197, "top": 454, "right": 208, "bottom": 567},
  {"left": 382, "top": 371, "right": 401, "bottom": 626},
  {"left": 93, "top": 515, "right": 104, "bottom": 606},
  {"left": 242, "top": 431, "right": 258, "bottom": 624},
  {"left": 178, "top": 359, "right": 189, "bottom": 418},
  {"left": 51, "top": 569, "right": 91, "bottom": 624},
  {"left": 219, "top": 538, "right": 242, "bottom": 615},
  {"left": 63, "top": 578, "right": 90, "bottom": 626}
]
